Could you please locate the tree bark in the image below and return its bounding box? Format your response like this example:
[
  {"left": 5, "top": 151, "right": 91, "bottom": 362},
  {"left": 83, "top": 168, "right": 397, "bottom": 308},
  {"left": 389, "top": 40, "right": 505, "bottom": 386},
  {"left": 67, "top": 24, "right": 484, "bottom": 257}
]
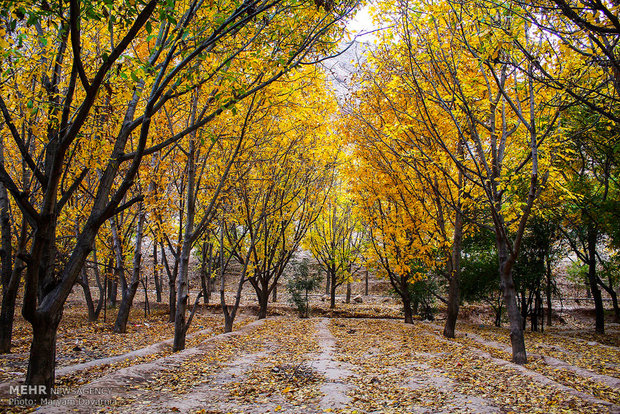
[
  {"left": 498, "top": 238, "right": 527, "bottom": 364},
  {"left": 25, "top": 315, "right": 61, "bottom": 400},
  {"left": 153, "top": 241, "right": 162, "bottom": 303},
  {"left": 114, "top": 204, "right": 145, "bottom": 333},
  {"left": 80, "top": 266, "right": 97, "bottom": 322},
  {"left": 443, "top": 200, "right": 463, "bottom": 339},
  {"left": 257, "top": 289, "right": 269, "bottom": 319},
  {"left": 345, "top": 281, "right": 351, "bottom": 304},
  {"left": 329, "top": 268, "right": 337, "bottom": 309},
  {"left": 586, "top": 225, "right": 605, "bottom": 333},
  {"left": 403, "top": 294, "right": 414, "bottom": 324},
  {"left": 546, "top": 256, "right": 553, "bottom": 326}
]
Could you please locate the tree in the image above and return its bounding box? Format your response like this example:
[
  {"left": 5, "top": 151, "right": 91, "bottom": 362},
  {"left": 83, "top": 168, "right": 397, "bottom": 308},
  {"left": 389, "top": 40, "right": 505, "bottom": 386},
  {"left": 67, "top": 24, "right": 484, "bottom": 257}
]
[
  {"left": 344, "top": 0, "right": 565, "bottom": 363},
  {"left": 0, "top": 0, "right": 358, "bottom": 398},
  {"left": 306, "top": 183, "right": 365, "bottom": 309}
]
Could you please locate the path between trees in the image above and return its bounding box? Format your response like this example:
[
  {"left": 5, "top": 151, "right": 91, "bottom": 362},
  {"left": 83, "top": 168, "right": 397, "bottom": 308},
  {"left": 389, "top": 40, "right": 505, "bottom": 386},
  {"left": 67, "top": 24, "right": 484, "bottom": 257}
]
[{"left": 2, "top": 317, "right": 618, "bottom": 413}]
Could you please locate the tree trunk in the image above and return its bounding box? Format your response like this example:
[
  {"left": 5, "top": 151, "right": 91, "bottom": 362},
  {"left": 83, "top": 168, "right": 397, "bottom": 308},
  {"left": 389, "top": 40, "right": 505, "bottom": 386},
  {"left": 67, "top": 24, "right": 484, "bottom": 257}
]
[
  {"left": 325, "top": 268, "right": 330, "bottom": 296},
  {"left": 257, "top": 289, "right": 269, "bottom": 319},
  {"left": 80, "top": 266, "right": 97, "bottom": 322},
  {"left": 520, "top": 288, "right": 528, "bottom": 331},
  {"left": 0, "top": 275, "right": 20, "bottom": 353},
  {"left": 114, "top": 204, "right": 145, "bottom": 334},
  {"left": 173, "top": 238, "right": 191, "bottom": 351},
  {"left": 329, "top": 269, "right": 337, "bottom": 309},
  {"left": 403, "top": 294, "right": 414, "bottom": 324},
  {"left": 25, "top": 316, "right": 61, "bottom": 400},
  {"left": 153, "top": 242, "right": 162, "bottom": 303},
  {"left": 546, "top": 256, "right": 553, "bottom": 326},
  {"left": 272, "top": 283, "right": 277, "bottom": 302},
  {"left": 499, "top": 254, "right": 527, "bottom": 364},
  {"left": 443, "top": 203, "right": 463, "bottom": 338},
  {"left": 587, "top": 225, "right": 605, "bottom": 333},
  {"left": 0, "top": 218, "right": 26, "bottom": 353}
]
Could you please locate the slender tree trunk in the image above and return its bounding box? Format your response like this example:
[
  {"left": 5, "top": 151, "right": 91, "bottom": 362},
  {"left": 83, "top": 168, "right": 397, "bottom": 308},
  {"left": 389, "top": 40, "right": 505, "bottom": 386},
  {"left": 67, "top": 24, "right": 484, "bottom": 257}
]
[
  {"left": 364, "top": 269, "right": 369, "bottom": 296},
  {"left": 153, "top": 242, "right": 162, "bottom": 303},
  {"left": 586, "top": 225, "right": 605, "bottom": 333},
  {"left": 0, "top": 218, "right": 26, "bottom": 353},
  {"left": 546, "top": 256, "right": 553, "bottom": 326},
  {"left": 114, "top": 204, "right": 145, "bottom": 333},
  {"left": 0, "top": 269, "right": 21, "bottom": 353},
  {"left": 345, "top": 280, "right": 351, "bottom": 304},
  {"left": 272, "top": 283, "right": 277, "bottom": 302},
  {"left": 80, "top": 266, "right": 97, "bottom": 322},
  {"left": 443, "top": 202, "right": 463, "bottom": 338},
  {"left": 329, "top": 269, "right": 337, "bottom": 309},
  {"left": 520, "top": 288, "right": 528, "bottom": 331},
  {"left": 325, "top": 268, "right": 330, "bottom": 296}
]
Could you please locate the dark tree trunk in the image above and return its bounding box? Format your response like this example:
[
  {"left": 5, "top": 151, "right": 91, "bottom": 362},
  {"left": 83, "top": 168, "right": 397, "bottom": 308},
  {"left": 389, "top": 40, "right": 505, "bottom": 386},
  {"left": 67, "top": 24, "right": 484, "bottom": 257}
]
[
  {"left": 364, "top": 269, "right": 369, "bottom": 296},
  {"left": 25, "top": 316, "right": 61, "bottom": 400},
  {"left": 403, "top": 294, "right": 414, "bottom": 324},
  {"left": 329, "top": 269, "right": 337, "bottom": 309},
  {"left": 114, "top": 205, "right": 144, "bottom": 334},
  {"left": 546, "top": 257, "right": 553, "bottom": 326},
  {"left": 107, "top": 276, "right": 118, "bottom": 307},
  {"left": 443, "top": 274, "right": 460, "bottom": 338},
  {"left": 499, "top": 257, "right": 527, "bottom": 364},
  {"left": 0, "top": 273, "right": 20, "bottom": 353},
  {"left": 443, "top": 203, "right": 463, "bottom": 339},
  {"left": 257, "top": 289, "right": 269, "bottom": 319},
  {"left": 153, "top": 242, "right": 162, "bottom": 303},
  {"left": 520, "top": 288, "right": 528, "bottom": 331},
  {"left": 345, "top": 281, "right": 351, "bottom": 304},
  {"left": 586, "top": 225, "right": 605, "bottom": 333},
  {"left": 325, "top": 268, "right": 330, "bottom": 296},
  {"left": 0, "top": 219, "right": 26, "bottom": 353},
  {"left": 80, "top": 266, "right": 97, "bottom": 322}
]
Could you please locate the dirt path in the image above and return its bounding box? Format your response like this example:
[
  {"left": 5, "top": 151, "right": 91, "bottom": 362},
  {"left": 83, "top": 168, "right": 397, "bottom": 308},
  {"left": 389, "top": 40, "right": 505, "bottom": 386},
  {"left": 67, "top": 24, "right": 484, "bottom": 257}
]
[
  {"left": 3, "top": 316, "right": 618, "bottom": 413},
  {"left": 313, "top": 318, "right": 354, "bottom": 410}
]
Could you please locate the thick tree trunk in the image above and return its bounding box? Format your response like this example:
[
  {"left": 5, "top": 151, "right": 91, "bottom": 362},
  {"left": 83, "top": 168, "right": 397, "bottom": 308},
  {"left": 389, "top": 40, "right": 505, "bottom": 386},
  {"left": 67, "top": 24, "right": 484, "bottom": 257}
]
[
  {"left": 443, "top": 275, "right": 460, "bottom": 338},
  {"left": 25, "top": 316, "right": 60, "bottom": 400},
  {"left": 403, "top": 294, "right": 414, "bottom": 324},
  {"left": 257, "top": 289, "right": 269, "bottom": 319},
  {"left": 499, "top": 257, "right": 527, "bottom": 364}
]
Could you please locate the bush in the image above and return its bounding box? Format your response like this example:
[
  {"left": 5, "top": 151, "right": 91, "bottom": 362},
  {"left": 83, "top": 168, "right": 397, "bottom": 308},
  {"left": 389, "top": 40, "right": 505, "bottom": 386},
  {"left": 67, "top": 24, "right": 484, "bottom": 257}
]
[{"left": 286, "top": 258, "right": 321, "bottom": 318}]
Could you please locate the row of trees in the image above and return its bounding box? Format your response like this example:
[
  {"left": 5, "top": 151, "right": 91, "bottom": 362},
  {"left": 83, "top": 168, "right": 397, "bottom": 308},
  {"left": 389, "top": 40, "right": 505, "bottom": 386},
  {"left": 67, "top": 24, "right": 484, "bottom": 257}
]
[
  {"left": 0, "top": 0, "right": 359, "bottom": 399},
  {"left": 340, "top": 0, "right": 619, "bottom": 365},
  {"left": 0, "top": 0, "right": 617, "bottom": 400}
]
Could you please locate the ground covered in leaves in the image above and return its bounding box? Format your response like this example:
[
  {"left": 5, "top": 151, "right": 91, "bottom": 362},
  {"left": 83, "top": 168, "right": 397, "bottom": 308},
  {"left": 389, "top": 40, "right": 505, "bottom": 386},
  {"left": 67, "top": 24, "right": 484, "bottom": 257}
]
[{"left": 1, "top": 309, "right": 618, "bottom": 414}]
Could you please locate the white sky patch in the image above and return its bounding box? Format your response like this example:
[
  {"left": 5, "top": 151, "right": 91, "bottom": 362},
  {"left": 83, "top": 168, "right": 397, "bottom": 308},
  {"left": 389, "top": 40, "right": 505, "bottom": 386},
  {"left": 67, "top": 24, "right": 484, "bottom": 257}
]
[{"left": 346, "top": 3, "right": 379, "bottom": 42}]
